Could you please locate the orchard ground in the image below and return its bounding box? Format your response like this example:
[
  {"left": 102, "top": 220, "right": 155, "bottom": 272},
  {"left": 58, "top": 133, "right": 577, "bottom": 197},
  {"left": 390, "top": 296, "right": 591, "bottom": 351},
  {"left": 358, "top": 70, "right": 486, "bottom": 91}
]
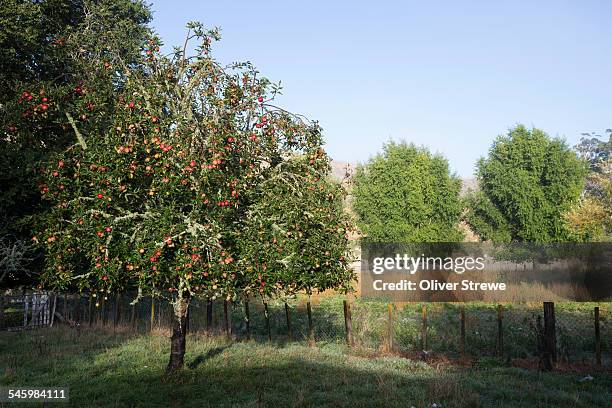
[{"left": 1, "top": 326, "right": 610, "bottom": 407}]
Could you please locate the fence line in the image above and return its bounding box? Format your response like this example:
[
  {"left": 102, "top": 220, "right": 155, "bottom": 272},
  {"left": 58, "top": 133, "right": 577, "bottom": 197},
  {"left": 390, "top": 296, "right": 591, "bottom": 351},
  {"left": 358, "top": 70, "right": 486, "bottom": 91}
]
[{"left": 1, "top": 292, "right": 609, "bottom": 368}]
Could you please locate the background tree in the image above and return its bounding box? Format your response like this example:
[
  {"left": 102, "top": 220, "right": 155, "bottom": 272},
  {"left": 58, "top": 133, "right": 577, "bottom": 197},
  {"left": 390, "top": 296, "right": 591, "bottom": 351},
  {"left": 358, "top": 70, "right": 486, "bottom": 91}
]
[
  {"left": 0, "top": 0, "right": 152, "bottom": 287},
  {"left": 564, "top": 131, "right": 612, "bottom": 241},
  {"left": 464, "top": 125, "right": 587, "bottom": 242},
  {"left": 462, "top": 191, "right": 512, "bottom": 243},
  {"left": 352, "top": 141, "right": 463, "bottom": 243},
  {"left": 32, "top": 23, "right": 350, "bottom": 373}
]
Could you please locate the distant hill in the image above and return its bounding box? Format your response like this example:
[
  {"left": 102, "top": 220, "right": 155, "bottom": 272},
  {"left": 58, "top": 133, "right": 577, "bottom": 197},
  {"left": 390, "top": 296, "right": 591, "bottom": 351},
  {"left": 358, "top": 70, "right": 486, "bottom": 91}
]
[
  {"left": 460, "top": 178, "right": 478, "bottom": 196},
  {"left": 330, "top": 160, "right": 355, "bottom": 181}
]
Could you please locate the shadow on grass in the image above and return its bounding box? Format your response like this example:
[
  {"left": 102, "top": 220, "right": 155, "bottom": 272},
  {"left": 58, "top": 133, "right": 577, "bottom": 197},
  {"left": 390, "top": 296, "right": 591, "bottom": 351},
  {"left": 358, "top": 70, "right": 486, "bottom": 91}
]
[
  {"left": 187, "top": 345, "right": 231, "bottom": 369},
  {"left": 1, "top": 326, "right": 611, "bottom": 408}
]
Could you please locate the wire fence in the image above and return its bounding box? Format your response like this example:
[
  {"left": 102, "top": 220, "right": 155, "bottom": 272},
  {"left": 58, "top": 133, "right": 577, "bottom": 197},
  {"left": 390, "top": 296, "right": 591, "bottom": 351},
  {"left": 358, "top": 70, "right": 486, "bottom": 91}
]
[{"left": 1, "top": 292, "right": 609, "bottom": 366}]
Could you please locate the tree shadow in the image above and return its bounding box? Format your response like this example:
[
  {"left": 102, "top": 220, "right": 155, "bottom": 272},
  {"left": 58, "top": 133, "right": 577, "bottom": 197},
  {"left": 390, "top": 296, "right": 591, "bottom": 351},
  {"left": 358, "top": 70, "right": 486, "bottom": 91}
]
[
  {"left": 187, "top": 345, "right": 231, "bottom": 369},
  {"left": 2, "top": 326, "right": 611, "bottom": 407}
]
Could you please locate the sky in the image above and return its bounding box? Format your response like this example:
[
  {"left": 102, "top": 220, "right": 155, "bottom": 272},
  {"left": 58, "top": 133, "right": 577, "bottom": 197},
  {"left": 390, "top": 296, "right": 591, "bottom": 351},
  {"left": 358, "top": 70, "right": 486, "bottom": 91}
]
[{"left": 149, "top": 0, "right": 612, "bottom": 177}]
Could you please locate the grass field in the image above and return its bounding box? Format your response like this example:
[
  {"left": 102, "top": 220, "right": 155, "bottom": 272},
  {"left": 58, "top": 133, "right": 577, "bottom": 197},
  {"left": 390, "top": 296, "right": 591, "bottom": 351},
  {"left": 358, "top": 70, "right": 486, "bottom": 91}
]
[{"left": 1, "top": 326, "right": 610, "bottom": 407}]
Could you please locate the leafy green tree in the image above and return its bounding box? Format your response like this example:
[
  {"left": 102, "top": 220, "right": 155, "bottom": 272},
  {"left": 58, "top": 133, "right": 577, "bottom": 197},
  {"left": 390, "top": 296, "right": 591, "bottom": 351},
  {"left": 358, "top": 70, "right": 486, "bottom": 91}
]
[
  {"left": 0, "top": 0, "right": 150, "bottom": 103},
  {"left": 352, "top": 141, "right": 463, "bottom": 243},
  {"left": 462, "top": 191, "right": 512, "bottom": 243},
  {"left": 31, "top": 23, "right": 350, "bottom": 372},
  {"left": 564, "top": 131, "right": 612, "bottom": 241},
  {"left": 465, "top": 125, "right": 587, "bottom": 242},
  {"left": 0, "top": 0, "right": 152, "bottom": 287}
]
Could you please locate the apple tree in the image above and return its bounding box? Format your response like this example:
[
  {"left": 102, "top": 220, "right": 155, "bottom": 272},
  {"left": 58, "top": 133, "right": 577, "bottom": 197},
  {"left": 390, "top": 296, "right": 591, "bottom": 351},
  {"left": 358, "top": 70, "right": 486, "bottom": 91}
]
[
  {"left": 239, "top": 158, "right": 354, "bottom": 300},
  {"left": 0, "top": 0, "right": 152, "bottom": 287},
  {"left": 31, "top": 23, "right": 340, "bottom": 372}
]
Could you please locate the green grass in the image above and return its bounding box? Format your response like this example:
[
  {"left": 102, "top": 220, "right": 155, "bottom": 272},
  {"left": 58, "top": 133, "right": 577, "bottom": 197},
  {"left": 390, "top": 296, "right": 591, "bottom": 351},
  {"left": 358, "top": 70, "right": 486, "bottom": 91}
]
[{"left": 1, "top": 326, "right": 610, "bottom": 407}]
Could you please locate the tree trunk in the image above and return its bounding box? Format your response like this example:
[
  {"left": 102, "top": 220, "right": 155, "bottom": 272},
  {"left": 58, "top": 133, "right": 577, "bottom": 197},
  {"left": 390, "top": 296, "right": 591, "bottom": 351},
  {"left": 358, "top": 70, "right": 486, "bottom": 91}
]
[{"left": 166, "top": 297, "right": 190, "bottom": 374}]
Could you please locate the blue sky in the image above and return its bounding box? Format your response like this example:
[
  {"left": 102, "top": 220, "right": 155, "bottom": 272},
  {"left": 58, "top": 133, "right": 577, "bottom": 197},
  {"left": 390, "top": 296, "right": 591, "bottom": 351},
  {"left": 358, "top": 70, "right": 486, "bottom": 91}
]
[{"left": 150, "top": 0, "right": 612, "bottom": 177}]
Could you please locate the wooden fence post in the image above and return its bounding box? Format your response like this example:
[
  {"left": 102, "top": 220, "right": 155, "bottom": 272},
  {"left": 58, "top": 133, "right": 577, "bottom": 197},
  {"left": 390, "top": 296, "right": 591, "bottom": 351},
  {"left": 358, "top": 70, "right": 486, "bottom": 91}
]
[
  {"left": 206, "top": 299, "right": 213, "bottom": 332},
  {"left": 101, "top": 295, "right": 107, "bottom": 325},
  {"left": 223, "top": 300, "right": 230, "bottom": 338},
  {"left": 113, "top": 293, "right": 120, "bottom": 330},
  {"left": 285, "top": 302, "right": 293, "bottom": 342},
  {"left": 264, "top": 302, "right": 272, "bottom": 342},
  {"left": 497, "top": 305, "right": 503, "bottom": 358},
  {"left": 595, "top": 306, "right": 601, "bottom": 366},
  {"left": 130, "top": 302, "right": 136, "bottom": 331},
  {"left": 307, "top": 301, "right": 315, "bottom": 346},
  {"left": 94, "top": 295, "right": 100, "bottom": 324},
  {"left": 245, "top": 299, "right": 251, "bottom": 341},
  {"left": 421, "top": 305, "right": 428, "bottom": 351},
  {"left": 24, "top": 293, "right": 29, "bottom": 326},
  {"left": 0, "top": 294, "right": 5, "bottom": 329},
  {"left": 88, "top": 294, "right": 93, "bottom": 326},
  {"left": 80, "top": 294, "right": 86, "bottom": 324},
  {"left": 543, "top": 301, "right": 556, "bottom": 368},
  {"left": 343, "top": 300, "right": 353, "bottom": 346},
  {"left": 50, "top": 293, "right": 57, "bottom": 327},
  {"left": 388, "top": 303, "right": 394, "bottom": 352},
  {"left": 63, "top": 293, "right": 67, "bottom": 321},
  {"left": 460, "top": 306, "right": 466, "bottom": 357},
  {"left": 150, "top": 298, "right": 155, "bottom": 332}
]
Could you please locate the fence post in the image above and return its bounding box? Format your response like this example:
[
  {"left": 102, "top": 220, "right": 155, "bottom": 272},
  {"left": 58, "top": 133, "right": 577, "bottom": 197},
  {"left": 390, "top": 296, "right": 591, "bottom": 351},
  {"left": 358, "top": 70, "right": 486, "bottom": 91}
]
[
  {"left": 80, "top": 294, "right": 86, "bottom": 324},
  {"left": 24, "top": 293, "right": 29, "bottom": 326},
  {"left": 0, "top": 294, "right": 4, "bottom": 329},
  {"left": 94, "top": 295, "right": 100, "bottom": 324},
  {"left": 223, "top": 300, "right": 230, "bottom": 338},
  {"left": 421, "top": 304, "right": 428, "bottom": 351},
  {"left": 100, "top": 296, "right": 107, "bottom": 326},
  {"left": 543, "top": 301, "right": 556, "bottom": 368},
  {"left": 150, "top": 298, "right": 155, "bottom": 332},
  {"left": 50, "top": 293, "right": 57, "bottom": 327},
  {"left": 245, "top": 299, "right": 251, "bottom": 340},
  {"left": 130, "top": 301, "right": 136, "bottom": 331},
  {"left": 307, "top": 300, "right": 315, "bottom": 346},
  {"left": 343, "top": 300, "right": 353, "bottom": 347},
  {"left": 87, "top": 295, "right": 93, "bottom": 326},
  {"left": 497, "top": 305, "right": 503, "bottom": 358},
  {"left": 388, "top": 303, "right": 394, "bottom": 352},
  {"left": 595, "top": 306, "right": 601, "bottom": 366},
  {"left": 460, "top": 306, "right": 466, "bottom": 357},
  {"left": 113, "top": 294, "right": 120, "bottom": 330},
  {"left": 285, "top": 302, "right": 293, "bottom": 342},
  {"left": 62, "top": 293, "right": 67, "bottom": 321},
  {"left": 264, "top": 302, "right": 272, "bottom": 342},
  {"left": 206, "top": 299, "right": 213, "bottom": 332}
]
